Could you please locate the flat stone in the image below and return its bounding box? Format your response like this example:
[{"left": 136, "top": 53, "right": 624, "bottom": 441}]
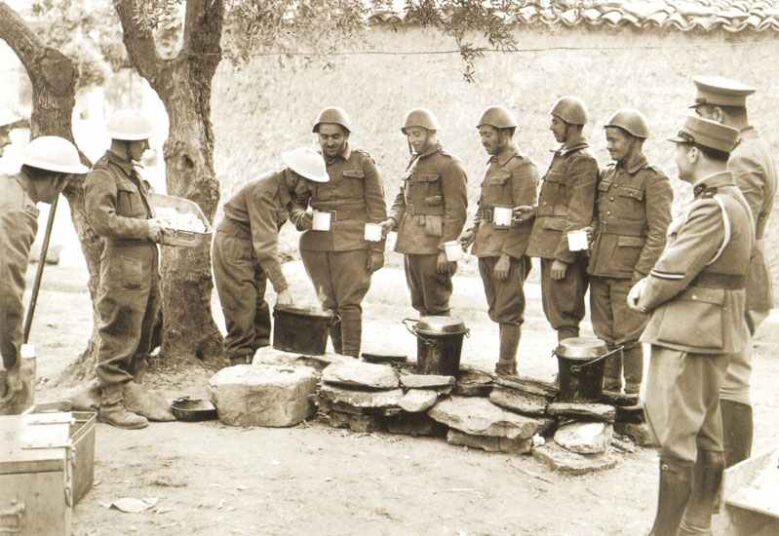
[
  {"left": 615, "top": 422, "right": 656, "bottom": 447},
  {"left": 428, "top": 396, "right": 543, "bottom": 441},
  {"left": 398, "top": 390, "right": 439, "bottom": 413},
  {"left": 253, "top": 347, "right": 350, "bottom": 371},
  {"left": 361, "top": 353, "right": 408, "bottom": 366},
  {"left": 599, "top": 391, "right": 640, "bottom": 407},
  {"left": 326, "top": 410, "right": 384, "bottom": 433},
  {"left": 208, "top": 364, "right": 317, "bottom": 427},
  {"left": 533, "top": 443, "right": 619, "bottom": 475},
  {"left": 446, "top": 429, "right": 533, "bottom": 455},
  {"left": 554, "top": 422, "right": 613, "bottom": 455},
  {"left": 322, "top": 360, "right": 399, "bottom": 390},
  {"left": 547, "top": 402, "right": 616, "bottom": 423},
  {"left": 319, "top": 384, "right": 403, "bottom": 410},
  {"left": 400, "top": 373, "right": 455, "bottom": 390},
  {"left": 489, "top": 386, "right": 548, "bottom": 417},
  {"left": 454, "top": 368, "right": 493, "bottom": 397},
  {"left": 495, "top": 376, "right": 558, "bottom": 400},
  {"left": 386, "top": 413, "right": 447, "bottom": 437}
]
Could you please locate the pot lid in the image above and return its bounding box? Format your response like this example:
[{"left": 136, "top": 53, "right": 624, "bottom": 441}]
[
  {"left": 415, "top": 316, "right": 467, "bottom": 335},
  {"left": 274, "top": 305, "right": 334, "bottom": 318},
  {"left": 555, "top": 337, "right": 608, "bottom": 359}
]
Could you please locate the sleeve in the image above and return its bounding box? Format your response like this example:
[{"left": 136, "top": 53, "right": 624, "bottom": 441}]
[
  {"left": 554, "top": 154, "right": 598, "bottom": 263},
  {"left": 388, "top": 182, "right": 407, "bottom": 228},
  {"left": 637, "top": 199, "right": 724, "bottom": 312},
  {"left": 362, "top": 155, "right": 388, "bottom": 252},
  {"left": 288, "top": 181, "right": 312, "bottom": 232},
  {"left": 247, "top": 185, "right": 288, "bottom": 293},
  {"left": 440, "top": 158, "right": 469, "bottom": 246},
  {"left": 729, "top": 150, "right": 764, "bottom": 234},
  {"left": 0, "top": 211, "right": 34, "bottom": 370},
  {"left": 634, "top": 171, "right": 674, "bottom": 278},
  {"left": 502, "top": 160, "right": 539, "bottom": 256},
  {"left": 84, "top": 169, "right": 151, "bottom": 239}
]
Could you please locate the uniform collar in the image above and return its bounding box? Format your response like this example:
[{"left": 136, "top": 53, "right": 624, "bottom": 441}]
[
  {"left": 324, "top": 143, "right": 351, "bottom": 164},
  {"left": 489, "top": 144, "right": 518, "bottom": 167},
  {"left": 555, "top": 140, "right": 589, "bottom": 157},
  {"left": 417, "top": 142, "right": 442, "bottom": 159},
  {"left": 106, "top": 150, "right": 136, "bottom": 177},
  {"left": 693, "top": 171, "right": 734, "bottom": 198},
  {"left": 618, "top": 152, "right": 647, "bottom": 175}
]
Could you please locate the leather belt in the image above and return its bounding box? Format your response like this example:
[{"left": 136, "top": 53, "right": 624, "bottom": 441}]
[
  {"left": 598, "top": 221, "right": 645, "bottom": 237},
  {"left": 312, "top": 208, "right": 367, "bottom": 222},
  {"left": 692, "top": 273, "right": 746, "bottom": 290}
]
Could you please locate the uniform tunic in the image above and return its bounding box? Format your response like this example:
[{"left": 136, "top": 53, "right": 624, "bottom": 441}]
[{"left": 639, "top": 172, "right": 753, "bottom": 464}]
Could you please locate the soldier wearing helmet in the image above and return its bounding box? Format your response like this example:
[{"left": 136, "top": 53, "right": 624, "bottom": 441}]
[
  {"left": 213, "top": 147, "right": 329, "bottom": 365},
  {"left": 515, "top": 97, "right": 599, "bottom": 344},
  {"left": 1, "top": 136, "right": 88, "bottom": 409},
  {"left": 460, "top": 106, "right": 538, "bottom": 375},
  {"left": 587, "top": 108, "right": 673, "bottom": 397},
  {"left": 84, "top": 109, "right": 164, "bottom": 429},
  {"left": 292, "top": 107, "right": 387, "bottom": 357},
  {"left": 380, "top": 108, "right": 468, "bottom": 316}
]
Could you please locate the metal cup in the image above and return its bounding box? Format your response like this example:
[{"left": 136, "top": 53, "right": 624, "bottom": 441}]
[
  {"left": 364, "top": 223, "right": 382, "bottom": 242},
  {"left": 492, "top": 206, "right": 513, "bottom": 227},
  {"left": 312, "top": 210, "right": 331, "bottom": 231},
  {"left": 567, "top": 229, "right": 589, "bottom": 251},
  {"left": 443, "top": 240, "right": 463, "bottom": 262}
]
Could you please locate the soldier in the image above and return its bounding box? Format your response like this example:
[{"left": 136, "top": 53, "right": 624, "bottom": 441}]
[
  {"left": 1, "top": 136, "right": 88, "bottom": 405},
  {"left": 689, "top": 76, "right": 777, "bottom": 467},
  {"left": 515, "top": 97, "right": 598, "bottom": 342},
  {"left": 294, "top": 107, "right": 387, "bottom": 357},
  {"left": 588, "top": 109, "right": 673, "bottom": 396},
  {"left": 380, "top": 109, "right": 468, "bottom": 316},
  {"left": 628, "top": 117, "right": 751, "bottom": 536},
  {"left": 460, "top": 106, "right": 539, "bottom": 375},
  {"left": 213, "top": 148, "right": 329, "bottom": 366},
  {"left": 84, "top": 110, "right": 162, "bottom": 429}
]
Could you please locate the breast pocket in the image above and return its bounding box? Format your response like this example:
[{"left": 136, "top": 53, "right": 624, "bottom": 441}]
[
  {"left": 116, "top": 179, "right": 146, "bottom": 218},
  {"left": 483, "top": 172, "right": 511, "bottom": 205},
  {"left": 341, "top": 169, "right": 365, "bottom": 198},
  {"left": 616, "top": 187, "right": 645, "bottom": 217},
  {"left": 409, "top": 173, "right": 441, "bottom": 206},
  {"left": 539, "top": 172, "right": 567, "bottom": 215}
]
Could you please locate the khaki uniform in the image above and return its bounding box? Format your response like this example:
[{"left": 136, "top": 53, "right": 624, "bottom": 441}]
[
  {"left": 526, "top": 142, "right": 598, "bottom": 340},
  {"left": 0, "top": 176, "right": 38, "bottom": 372},
  {"left": 298, "top": 145, "right": 386, "bottom": 356},
  {"left": 84, "top": 151, "right": 160, "bottom": 388},
  {"left": 390, "top": 143, "right": 468, "bottom": 315},
  {"left": 588, "top": 153, "right": 673, "bottom": 392},
  {"left": 639, "top": 172, "right": 753, "bottom": 465},
  {"left": 213, "top": 170, "right": 291, "bottom": 361}
]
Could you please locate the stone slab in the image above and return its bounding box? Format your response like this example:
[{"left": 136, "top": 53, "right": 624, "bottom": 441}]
[
  {"left": 322, "top": 360, "right": 399, "bottom": 390},
  {"left": 454, "top": 368, "right": 494, "bottom": 397},
  {"left": 400, "top": 374, "right": 456, "bottom": 390},
  {"left": 398, "top": 390, "right": 439, "bottom": 413},
  {"left": 325, "top": 410, "right": 385, "bottom": 433},
  {"left": 361, "top": 353, "right": 408, "bottom": 366},
  {"left": 554, "top": 422, "right": 613, "bottom": 455},
  {"left": 446, "top": 429, "right": 533, "bottom": 455},
  {"left": 489, "top": 386, "right": 548, "bottom": 417},
  {"left": 253, "top": 347, "right": 350, "bottom": 371},
  {"left": 386, "top": 413, "right": 447, "bottom": 438},
  {"left": 319, "top": 384, "right": 403, "bottom": 409},
  {"left": 533, "top": 443, "right": 619, "bottom": 475},
  {"left": 428, "top": 396, "right": 542, "bottom": 441},
  {"left": 547, "top": 402, "right": 616, "bottom": 423},
  {"left": 495, "top": 376, "right": 558, "bottom": 400},
  {"left": 599, "top": 391, "right": 640, "bottom": 407}
]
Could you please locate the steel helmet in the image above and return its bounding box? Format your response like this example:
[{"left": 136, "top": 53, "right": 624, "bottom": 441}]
[
  {"left": 604, "top": 109, "right": 650, "bottom": 139},
  {"left": 312, "top": 107, "right": 352, "bottom": 134},
  {"left": 0, "top": 107, "right": 21, "bottom": 128},
  {"left": 107, "top": 109, "right": 154, "bottom": 141},
  {"left": 550, "top": 97, "right": 588, "bottom": 126},
  {"left": 281, "top": 147, "right": 329, "bottom": 183},
  {"left": 477, "top": 106, "right": 517, "bottom": 130},
  {"left": 23, "top": 136, "right": 89, "bottom": 175},
  {"left": 401, "top": 108, "right": 440, "bottom": 134}
]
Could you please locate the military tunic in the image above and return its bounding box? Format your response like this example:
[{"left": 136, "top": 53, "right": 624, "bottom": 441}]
[
  {"left": 526, "top": 142, "right": 598, "bottom": 339},
  {"left": 639, "top": 172, "right": 753, "bottom": 464},
  {"left": 84, "top": 151, "right": 160, "bottom": 387},
  {"left": 389, "top": 143, "right": 468, "bottom": 316}
]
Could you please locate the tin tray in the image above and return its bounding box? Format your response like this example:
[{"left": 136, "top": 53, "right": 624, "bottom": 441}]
[{"left": 148, "top": 192, "right": 212, "bottom": 248}]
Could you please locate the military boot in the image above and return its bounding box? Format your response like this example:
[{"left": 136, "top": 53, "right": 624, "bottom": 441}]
[
  {"left": 623, "top": 345, "right": 644, "bottom": 395},
  {"left": 678, "top": 450, "right": 724, "bottom": 536},
  {"left": 339, "top": 309, "right": 362, "bottom": 358},
  {"left": 99, "top": 384, "right": 148, "bottom": 430},
  {"left": 648, "top": 459, "right": 692, "bottom": 536},
  {"left": 721, "top": 400, "right": 752, "bottom": 467},
  {"left": 602, "top": 346, "right": 623, "bottom": 394},
  {"left": 329, "top": 319, "right": 343, "bottom": 355},
  {"left": 495, "top": 323, "right": 520, "bottom": 376}
]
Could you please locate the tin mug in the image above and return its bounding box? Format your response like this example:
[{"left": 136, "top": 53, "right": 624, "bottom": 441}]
[
  {"left": 443, "top": 240, "right": 463, "bottom": 262},
  {"left": 364, "top": 223, "right": 382, "bottom": 242},
  {"left": 312, "top": 210, "right": 332, "bottom": 231},
  {"left": 492, "top": 206, "right": 513, "bottom": 227},
  {"left": 567, "top": 229, "right": 589, "bottom": 252}
]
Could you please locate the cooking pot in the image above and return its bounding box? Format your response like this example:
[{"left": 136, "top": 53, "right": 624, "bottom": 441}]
[
  {"left": 403, "top": 316, "right": 469, "bottom": 376},
  {"left": 554, "top": 337, "right": 623, "bottom": 402}
]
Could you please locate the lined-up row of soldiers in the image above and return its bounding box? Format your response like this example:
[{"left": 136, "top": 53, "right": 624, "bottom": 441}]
[{"left": 0, "top": 75, "right": 774, "bottom": 535}]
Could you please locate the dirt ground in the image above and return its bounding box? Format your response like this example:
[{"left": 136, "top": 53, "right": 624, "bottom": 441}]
[{"left": 24, "top": 260, "right": 779, "bottom": 536}]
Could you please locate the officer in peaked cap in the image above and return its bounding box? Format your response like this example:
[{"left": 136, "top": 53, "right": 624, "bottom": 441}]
[
  {"left": 628, "top": 116, "right": 752, "bottom": 536},
  {"left": 690, "top": 75, "right": 777, "bottom": 468}
]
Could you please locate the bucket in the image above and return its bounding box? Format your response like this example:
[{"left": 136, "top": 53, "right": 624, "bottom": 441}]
[
  {"left": 403, "top": 317, "right": 469, "bottom": 376},
  {"left": 273, "top": 305, "right": 336, "bottom": 355},
  {"left": 554, "top": 338, "right": 622, "bottom": 402}
]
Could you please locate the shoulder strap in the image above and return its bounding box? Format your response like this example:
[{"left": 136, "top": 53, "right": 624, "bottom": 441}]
[{"left": 707, "top": 194, "right": 730, "bottom": 266}]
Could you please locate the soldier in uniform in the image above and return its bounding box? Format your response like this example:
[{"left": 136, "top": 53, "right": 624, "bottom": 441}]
[
  {"left": 294, "top": 107, "right": 387, "bottom": 357},
  {"left": 380, "top": 109, "right": 468, "bottom": 316},
  {"left": 588, "top": 109, "right": 673, "bottom": 396},
  {"left": 460, "top": 106, "right": 539, "bottom": 376},
  {"left": 1, "top": 136, "right": 88, "bottom": 406},
  {"left": 515, "top": 97, "right": 598, "bottom": 342},
  {"left": 628, "top": 117, "right": 752, "bottom": 536},
  {"left": 689, "top": 76, "right": 777, "bottom": 467},
  {"left": 213, "top": 147, "right": 329, "bottom": 366},
  {"left": 84, "top": 110, "right": 163, "bottom": 429}
]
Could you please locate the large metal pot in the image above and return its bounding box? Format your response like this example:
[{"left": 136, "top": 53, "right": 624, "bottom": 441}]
[
  {"left": 273, "top": 305, "right": 336, "bottom": 355},
  {"left": 554, "top": 337, "right": 622, "bottom": 402},
  {"left": 403, "top": 316, "right": 469, "bottom": 376}
]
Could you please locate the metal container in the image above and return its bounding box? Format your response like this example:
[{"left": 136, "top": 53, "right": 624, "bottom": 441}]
[
  {"left": 171, "top": 397, "right": 218, "bottom": 422},
  {"left": 69, "top": 412, "right": 96, "bottom": 504},
  {"left": 403, "top": 316, "right": 469, "bottom": 376},
  {"left": 554, "top": 337, "right": 621, "bottom": 402},
  {"left": 148, "top": 192, "right": 212, "bottom": 248},
  {"left": 272, "top": 305, "right": 336, "bottom": 355}
]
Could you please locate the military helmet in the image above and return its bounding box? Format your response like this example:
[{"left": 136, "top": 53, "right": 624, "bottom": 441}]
[
  {"left": 312, "top": 107, "right": 352, "bottom": 134},
  {"left": 23, "top": 136, "right": 89, "bottom": 175},
  {"left": 281, "top": 147, "right": 329, "bottom": 183},
  {"left": 107, "top": 109, "right": 154, "bottom": 141},
  {"left": 604, "top": 108, "right": 650, "bottom": 139},
  {"left": 401, "top": 108, "right": 440, "bottom": 134},
  {"left": 477, "top": 106, "right": 517, "bottom": 130},
  {"left": 550, "top": 97, "right": 588, "bottom": 126}
]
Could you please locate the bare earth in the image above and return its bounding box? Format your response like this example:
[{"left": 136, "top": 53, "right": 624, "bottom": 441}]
[{"left": 27, "top": 260, "right": 779, "bottom": 536}]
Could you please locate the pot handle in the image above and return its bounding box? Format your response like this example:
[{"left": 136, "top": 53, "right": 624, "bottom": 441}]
[
  {"left": 570, "top": 345, "right": 624, "bottom": 373},
  {"left": 402, "top": 318, "right": 419, "bottom": 337}
]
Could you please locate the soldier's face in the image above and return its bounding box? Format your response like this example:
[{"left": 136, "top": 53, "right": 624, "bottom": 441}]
[
  {"left": 36, "top": 175, "right": 69, "bottom": 204},
  {"left": 317, "top": 124, "right": 348, "bottom": 159},
  {"left": 605, "top": 128, "right": 632, "bottom": 161},
  {"left": 550, "top": 116, "right": 568, "bottom": 143},
  {"left": 478, "top": 125, "right": 503, "bottom": 155},
  {"left": 405, "top": 127, "right": 431, "bottom": 154},
  {"left": 127, "top": 139, "right": 150, "bottom": 162},
  {"left": 674, "top": 144, "right": 695, "bottom": 182}
]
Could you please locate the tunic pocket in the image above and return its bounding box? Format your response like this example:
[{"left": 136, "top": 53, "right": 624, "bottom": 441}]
[
  {"left": 655, "top": 288, "right": 725, "bottom": 350},
  {"left": 613, "top": 235, "right": 644, "bottom": 271},
  {"left": 120, "top": 255, "right": 145, "bottom": 290}
]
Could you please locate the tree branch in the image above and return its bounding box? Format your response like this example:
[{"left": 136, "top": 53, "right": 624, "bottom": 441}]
[
  {"left": 182, "top": 0, "right": 223, "bottom": 74},
  {"left": 113, "top": 0, "right": 168, "bottom": 93}
]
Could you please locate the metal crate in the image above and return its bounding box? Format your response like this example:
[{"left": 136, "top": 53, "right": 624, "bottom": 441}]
[{"left": 149, "top": 192, "right": 212, "bottom": 248}]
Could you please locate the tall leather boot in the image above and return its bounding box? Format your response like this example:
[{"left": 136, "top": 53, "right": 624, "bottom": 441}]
[
  {"left": 495, "top": 323, "right": 520, "bottom": 376},
  {"left": 329, "top": 319, "right": 343, "bottom": 355},
  {"left": 339, "top": 309, "right": 362, "bottom": 358},
  {"left": 678, "top": 450, "right": 724, "bottom": 536},
  {"left": 602, "top": 346, "right": 623, "bottom": 394},
  {"left": 721, "top": 400, "right": 753, "bottom": 467},
  {"left": 648, "top": 459, "right": 693, "bottom": 536},
  {"left": 623, "top": 344, "right": 644, "bottom": 395},
  {"left": 99, "top": 383, "right": 149, "bottom": 430}
]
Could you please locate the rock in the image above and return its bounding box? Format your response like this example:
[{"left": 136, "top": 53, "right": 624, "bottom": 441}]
[
  {"left": 253, "top": 347, "right": 350, "bottom": 371},
  {"left": 208, "top": 364, "right": 318, "bottom": 427},
  {"left": 611, "top": 434, "right": 638, "bottom": 454},
  {"left": 554, "top": 422, "right": 613, "bottom": 455},
  {"left": 386, "top": 413, "right": 447, "bottom": 437},
  {"left": 400, "top": 373, "right": 455, "bottom": 390},
  {"left": 615, "top": 422, "right": 656, "bottom": 447},
  {"left": 124, "top": 381, "right": 175, "bottom": 422},
  {"left": 489, "top": 386, "right": 548, "bottom": 417},
  {"left": 361, "top": 353, "right": 408, "bottom": 366},
  {"left": 322, "top": 360, "right": 399, "bottom": 390},
  {"left": 547, "top": 402, "right": 616, "bottom": 423},
  {"left": 495, "top": 376, "right": 558, "bottom": 400},
  {"left": 319, "top": 384, "right": 403, "bottom": 410},
  {"left": 428, "top": 396, "right": 543, "bottom": 441},
  {"left": 446, "top": 429, "right": 533, "bottom": 455},
  {"left": 532, "top": 443, "right": 619, "bottom": 475},
  {"left": 454, "top": 368, "right": 493, "bottom": 397},
  {"left": 599, "top": 391, "right": 640, "bottom": 407},
  {"left": 398, "top": 390, "right": 438, "bottom": 413},
  {"left": 326, "top": 410, "right": 384, "bottom": 433}
]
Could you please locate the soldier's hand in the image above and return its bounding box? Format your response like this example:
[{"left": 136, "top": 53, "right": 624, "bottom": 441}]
[
  {"left": 276, "top": 288, "right": 294, "bottom": 306},
  {"left": 366, "top": 251, "right": 384, "bottom": 273},
  {"left": 512, "top": 205, "right": 536, "bottom": 223},
  {"left": 436, "top": 251, "right": 456, "bottom": 275},
  {"left": 299, "top": 212, "right": 314, "bottom": 231},
  {"left": 459, "top": 228, "right": 476, "bottom": 250},
  {"left": 147, "top": 219, "right": 164, "bottom": 242},
  {"left": 627, "top": 278, "right": 648, "bottom": 313},
  {"left": 550, "top": 259, "right": 568, "bottom": 280},
  {"left": 494, "top": 254, "right": 511, "bottom": 281},
  {"left": 379, "top": 219, "right": 395, "bottom": 238}
]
